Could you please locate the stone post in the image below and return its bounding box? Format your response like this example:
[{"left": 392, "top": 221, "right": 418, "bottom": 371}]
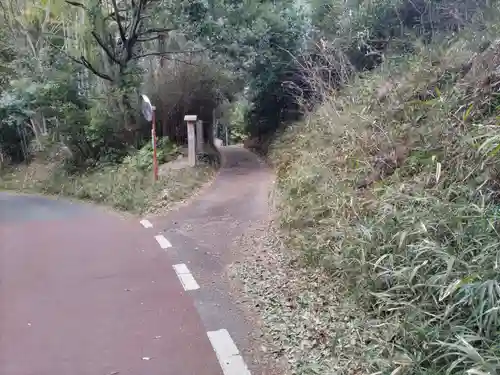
[
  {"left": 196, "top": 119, "right": 204, "bottom": 154},
  {"left": 184, "top": 115, "right": 197, "bottom": 167}
]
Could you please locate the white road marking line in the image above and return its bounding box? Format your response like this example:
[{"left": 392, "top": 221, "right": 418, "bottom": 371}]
[
  {"left": 154, "top": 235, "right": 171, "bottom": 249},
  {"left": 140, "top": 219, "right": 153, "bottom": 228},
  {"left": 207, "top": 329, "right": 251, "bottom": 375},
  {"left": 173, "top": 264, "right": 200, "bottom": 291}
]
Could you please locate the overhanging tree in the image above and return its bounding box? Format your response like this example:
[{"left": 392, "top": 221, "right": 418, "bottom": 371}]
[
  {"left": 64, "top": 0, "right": 203, "bottom": 142},
  {"left": 65, "top": 0, "right": 199, "bottom": 84}
]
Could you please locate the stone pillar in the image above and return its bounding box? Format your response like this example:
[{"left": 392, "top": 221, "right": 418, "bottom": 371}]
[
  {"left": 196, "top": 119, "right": 204, "bottom": 154},
  {"left": 214, "top": 138, "right": 223, "bottom": 148},
  {"left": 184, "top": 115, "right": 197, "bottom": 167}
]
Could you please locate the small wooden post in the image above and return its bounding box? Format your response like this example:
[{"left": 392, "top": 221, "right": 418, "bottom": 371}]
[{"left": 184, "top": 115, "right": 197, "bottom": 167}]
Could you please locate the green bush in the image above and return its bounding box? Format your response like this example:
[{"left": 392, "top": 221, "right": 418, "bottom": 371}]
[{"left": 122, "top": 137, "right": 180, "bottom": 171}]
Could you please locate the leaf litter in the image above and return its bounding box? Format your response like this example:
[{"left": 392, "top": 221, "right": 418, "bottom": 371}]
[{"left": 230, "top": 221, "right": 383, "bottom": 375}]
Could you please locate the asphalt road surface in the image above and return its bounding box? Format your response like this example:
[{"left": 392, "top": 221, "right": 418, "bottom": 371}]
[{"left": 0, "top": 192, "right": 223, "bottom": 375}]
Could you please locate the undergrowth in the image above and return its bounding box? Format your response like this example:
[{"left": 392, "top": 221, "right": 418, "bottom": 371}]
[
  {"left": 0, "top": 139, "right": 212, "bottom": 214},
  {"left": 271, "top": 20, "right": 500, "bottom": 375}
]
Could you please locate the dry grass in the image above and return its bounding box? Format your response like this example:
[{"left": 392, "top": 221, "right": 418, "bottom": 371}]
[
  {"left": 0, "top": 160, "right": 214, "bottom": 214},
  {"left": 268, "top": 20, "right": 500, "bottom": 375}
]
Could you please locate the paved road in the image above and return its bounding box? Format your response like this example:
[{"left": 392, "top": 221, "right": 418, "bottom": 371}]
[
  {"left": 0, "top": 193, "right": 223, "bottom": 374},
  {"left": 0, "top": 146, "right": 272, "bottom": 375}
]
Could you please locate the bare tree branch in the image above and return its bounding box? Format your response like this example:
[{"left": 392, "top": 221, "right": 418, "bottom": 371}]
[
  {"left": 103, "top": 4, "right": 133, "bottom": 23},
  {"left": 79, "top": 56, "right": 114, "bottom": 81},
  {"left": 91, "top": 31, "right": 121, "bottom": 65},
  {"left": 64, "top": 51, "right": 114, "bottom": 82},
  {"left": 124, "top": 0, "right": 145, "bottom": 61},
  {"left": 129, "top": 2, "right": 144, "bottom": 37},
  {"left": 64, "top": 0, "right": 184, "bottom": 83},
  {"left": 65, "top": 0, "right": 88, "bottom": 11},
  {"left": 132, "top": 50, "right": 205, "bottom": 59},
  {"left": 110, "top": 0, "right": 127, "bottom": 43},
  {"left": 137, "top": 27, "right": 173, "bottom": 35}
]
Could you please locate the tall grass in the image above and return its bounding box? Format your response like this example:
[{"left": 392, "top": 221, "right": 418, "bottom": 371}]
[{"left": 272, "top": 15, "right": 500, "bottom": 375}]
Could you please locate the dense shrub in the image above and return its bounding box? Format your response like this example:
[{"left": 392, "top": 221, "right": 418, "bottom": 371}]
[{"left": 123, "top": 137, "right": 180, "bottom": 171}]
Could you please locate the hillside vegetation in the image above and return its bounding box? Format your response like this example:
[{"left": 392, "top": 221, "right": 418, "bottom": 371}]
[{"left": 268, "top": 7, "right": 500, "bottom": 375}]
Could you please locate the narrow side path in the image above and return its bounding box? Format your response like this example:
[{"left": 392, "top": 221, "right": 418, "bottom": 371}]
[{"left": 145, "top": 146, "right": 274, "bottom": 374}]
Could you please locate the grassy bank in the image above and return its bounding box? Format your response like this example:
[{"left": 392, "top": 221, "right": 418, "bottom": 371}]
[
  {"left": 0, "top": 159, "right": 214, "bottom": 214},
  {"left": 253, "top": 19, "right": 500, "bottom": 375}
]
